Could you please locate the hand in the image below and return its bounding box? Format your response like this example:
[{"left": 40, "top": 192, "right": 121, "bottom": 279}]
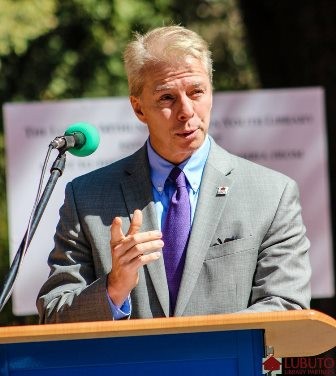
[{"left": 107, "top": 209, "right": 163, "bottom": 307}]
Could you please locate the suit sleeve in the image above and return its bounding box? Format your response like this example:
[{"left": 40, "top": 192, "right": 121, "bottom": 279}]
[
  {"left": 37, "top": 182, "right": 116, "bottom": 323},
  {"left": 242, "top": 179, "right": 311, "bottom": 312}
]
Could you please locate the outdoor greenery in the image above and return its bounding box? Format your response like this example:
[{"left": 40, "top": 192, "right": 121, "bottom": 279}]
[{"left": 0, "top": 0, "right": 259, "bottom": 325}]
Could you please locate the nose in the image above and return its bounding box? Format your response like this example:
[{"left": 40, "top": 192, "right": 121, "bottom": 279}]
[{"left": 177, "top": 95, "right": 194, "bottom": 122}]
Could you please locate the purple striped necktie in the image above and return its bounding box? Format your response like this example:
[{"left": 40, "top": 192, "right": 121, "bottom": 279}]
[{"left": 162, "top": 166, "right": 191, "bottom": 314}]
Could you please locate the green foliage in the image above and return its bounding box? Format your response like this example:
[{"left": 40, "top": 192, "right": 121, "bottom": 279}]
[
  {"left": 0, "top": 0, "right": 174, "bottom": 104},
  {"left": 0, "top": 0, "right": 258, "bottom": 325},
  {"left": 0, "top": 0, "right": 58, "bottom": 55},
  {"left": 172, "top": 0, "right": 259, "bottom": 90}
]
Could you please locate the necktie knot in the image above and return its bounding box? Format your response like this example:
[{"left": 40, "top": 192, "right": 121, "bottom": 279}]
[{"left": 168, "top": 166, "right": 188, "bottom": 189}]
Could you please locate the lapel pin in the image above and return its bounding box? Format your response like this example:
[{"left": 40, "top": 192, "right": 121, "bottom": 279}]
[{"left": 216, "top": 186, "right": 229, "bottom": 196}]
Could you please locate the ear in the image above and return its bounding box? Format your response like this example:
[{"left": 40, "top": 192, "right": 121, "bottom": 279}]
[{"left": 130, "top": 96, "right": 146, "bottom": 123}]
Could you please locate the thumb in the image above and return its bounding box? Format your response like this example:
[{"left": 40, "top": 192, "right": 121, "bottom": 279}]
[{"left": 110, "top": 216, "right": 125, "bottom": 246}]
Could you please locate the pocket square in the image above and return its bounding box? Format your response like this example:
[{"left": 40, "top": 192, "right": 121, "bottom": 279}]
[{"left": 211, "top": 236, "right": 239, "bottom": 247}]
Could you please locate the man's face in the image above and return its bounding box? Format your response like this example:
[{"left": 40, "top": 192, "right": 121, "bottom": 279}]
[{"left": 130, "top": 56, "right": 213, "bottom": 164}]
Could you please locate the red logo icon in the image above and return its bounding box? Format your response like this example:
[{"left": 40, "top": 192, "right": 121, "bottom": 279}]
[{"left": 262, "top": 355, "right": 282, "bottom": 375}]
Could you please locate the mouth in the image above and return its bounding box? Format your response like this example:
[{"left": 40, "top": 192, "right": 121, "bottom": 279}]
[{"left": 176, "top": 128, "right": 199, "bottom": 138}]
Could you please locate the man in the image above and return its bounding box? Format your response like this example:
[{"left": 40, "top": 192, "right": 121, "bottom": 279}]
[{"left": 37, "top": 25, "right": 311, "bottom": 323}]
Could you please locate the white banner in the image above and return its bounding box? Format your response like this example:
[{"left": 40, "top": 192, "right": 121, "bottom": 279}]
[{"left": 3, "top": 87, "right": 333, "bottom": 315}]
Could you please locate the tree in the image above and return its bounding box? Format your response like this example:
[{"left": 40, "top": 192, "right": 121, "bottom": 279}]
[{"left": 239, "top": 0, "right": 336, "bottom": 320}]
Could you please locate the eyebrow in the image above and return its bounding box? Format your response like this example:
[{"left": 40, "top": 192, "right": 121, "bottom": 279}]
[
  {"left": 153, "top": 81, "right": 203, "bottom": 94},
  {"left": 153, "top": 84, "right": 173, "bottom": 93}
]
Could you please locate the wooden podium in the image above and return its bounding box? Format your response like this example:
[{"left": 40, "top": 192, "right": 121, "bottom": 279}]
[{"left": 0, "top": 310, "right": 335, "bottom": 375}]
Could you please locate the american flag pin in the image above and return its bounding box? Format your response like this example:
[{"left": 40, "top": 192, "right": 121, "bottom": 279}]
[{"left": 216, "top": 186, "right": 229, "bottom": 196}]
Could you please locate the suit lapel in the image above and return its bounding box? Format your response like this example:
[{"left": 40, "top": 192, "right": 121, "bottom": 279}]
[
  {"left": 120, "top": 146, "right": 170, "bottom": 317},
  {"left": 174, "top": 141, "right": 235, "bottom": 316}
]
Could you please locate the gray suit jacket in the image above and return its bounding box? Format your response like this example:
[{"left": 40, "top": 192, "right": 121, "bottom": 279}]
[{"left": 37, "top": 139, "right": 311, "bottom": 323}]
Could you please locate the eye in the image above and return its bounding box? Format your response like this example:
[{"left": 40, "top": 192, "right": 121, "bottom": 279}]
[
  {"left": 190, "top": 88, "right": 205, "bottom": 98},
  {"left": 159, "top": 94, "right": 175, "bottom": 102}
]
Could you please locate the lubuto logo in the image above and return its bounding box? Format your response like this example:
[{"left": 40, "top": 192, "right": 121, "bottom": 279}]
[
  {"left": 262, "top": 355, "right": 282, "bottom": 375},
  {"left": 262, "top": 356, "right": 336, "bottom": 375}
]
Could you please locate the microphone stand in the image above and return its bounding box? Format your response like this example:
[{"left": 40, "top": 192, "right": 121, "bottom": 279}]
[{"left": 0, "top": 151, "right": 67, "bottom": 312}]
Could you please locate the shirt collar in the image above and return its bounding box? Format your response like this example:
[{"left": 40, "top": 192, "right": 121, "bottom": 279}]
[{"left": 146, "top": 135, "right": 211, "bottom": 194}]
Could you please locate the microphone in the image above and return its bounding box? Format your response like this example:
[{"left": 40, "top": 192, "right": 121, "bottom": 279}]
[
  {"left": 0, "top": 122, "right": 100, "bottom": 312},
  {"left": 50, "top": 122, "right": 100, "bottom": 157}
]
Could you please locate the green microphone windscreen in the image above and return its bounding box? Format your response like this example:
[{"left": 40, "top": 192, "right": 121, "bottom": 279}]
[{"left": 64, "top": 122, "right": 100, "bottom": 157}]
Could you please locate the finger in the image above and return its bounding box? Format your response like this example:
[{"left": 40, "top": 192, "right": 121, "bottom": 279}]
[
  {"left": 132, "top": 251, "right": 162, "bottom": 268},
  {"left": 113, "top": 230, "right": 162, "bottom": 255},
  {"left": 122, "top": 251, "right": 162, "bottom": 271},
  {"left": 110, "top": 216, "right": 125, "bottom": 247},
  {"left": 127, "top": 209, "right": 142, "bottom": 236},
  {"left": 118, "top": 239, "right": 164, "bottom": 263}
]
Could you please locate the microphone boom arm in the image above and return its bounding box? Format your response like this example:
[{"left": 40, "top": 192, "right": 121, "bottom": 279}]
[{"left": 0, "top": 152, "right": 67, "bottom": 312}]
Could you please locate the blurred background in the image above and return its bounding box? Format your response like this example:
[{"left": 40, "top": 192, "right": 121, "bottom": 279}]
[{"left": 0, "top": 0, "right": 335, "bottom": 326}]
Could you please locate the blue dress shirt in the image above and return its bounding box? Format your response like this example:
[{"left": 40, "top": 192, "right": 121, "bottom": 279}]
[
  {"left": 147, "top": 135, "right": 210, "bottom": 229},
  {"left": 108, "top": 136, "right": 211, "bottom": 318}
]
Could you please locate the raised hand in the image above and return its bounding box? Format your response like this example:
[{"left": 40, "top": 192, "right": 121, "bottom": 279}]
[{"left": 107, "top": 209, "right": 163, "bottom": 307}]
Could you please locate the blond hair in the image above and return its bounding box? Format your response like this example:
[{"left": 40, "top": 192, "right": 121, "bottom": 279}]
[{"left": 124, "top": 25, "right": 213, "bottom": 96}]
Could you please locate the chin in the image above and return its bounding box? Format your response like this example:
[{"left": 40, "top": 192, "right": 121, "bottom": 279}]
[{"left": 188, "top": 137, "right": 205, "bottom": 150}]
